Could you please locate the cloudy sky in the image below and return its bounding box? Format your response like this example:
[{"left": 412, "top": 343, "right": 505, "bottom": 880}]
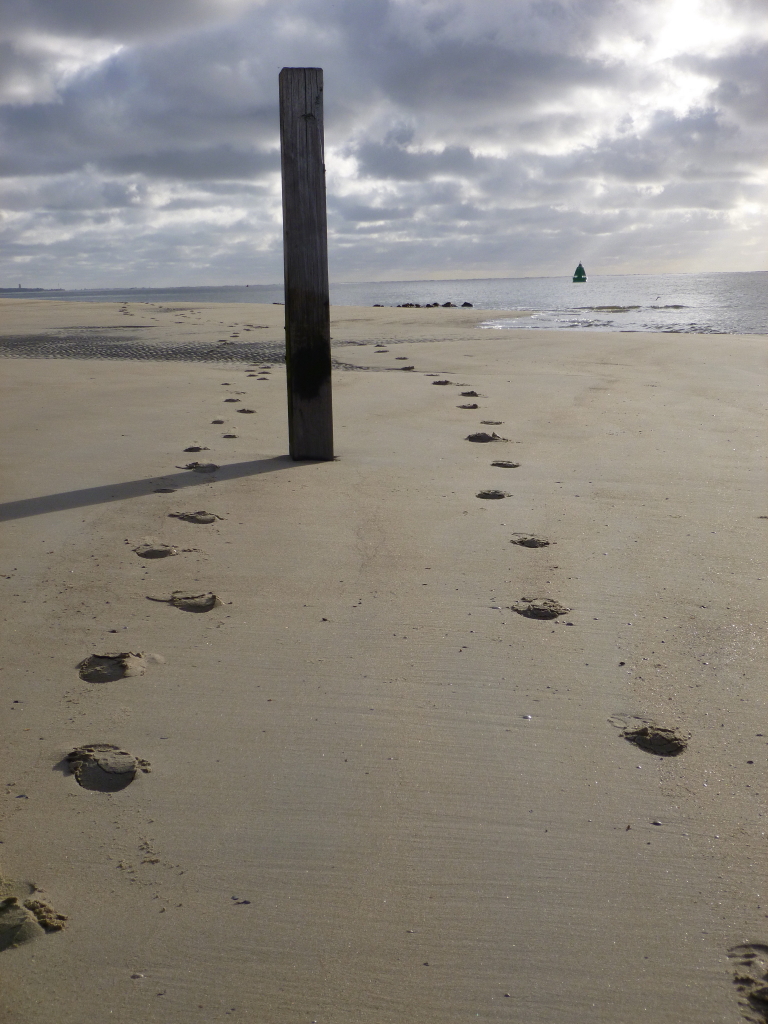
[{"left": 1, "top": 0, "right": 766, "bottom": 287}]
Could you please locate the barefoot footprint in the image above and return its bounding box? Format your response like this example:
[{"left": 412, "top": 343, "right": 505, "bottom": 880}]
[
  {"left": 168, "top": 511, "right": 223, "bottom": 524},
  {"left": 178, "top": 462, "right": 219, "bottom": 473},
  {"left": 728, "top": 943, "right": 768, "bottom": 1022},
  {"left": 66, "top": 744, "right": 151, "bottom": 792},
  {"left": 0, "top": 870, "right": 67, "bottom": 951},
  {"left": 510, "top": 533, "right": 549, "bottom": 547},
  {"left": 510, "top": 598, "right": 570, "bottom": 619},
  {"left": 466, "top": 432, "right": 507, "bottom": 443},
  {"left": 476, "top": 489, "right": 509, "bottom": 499},
  {"left": 608, "top": 716, "right": 688, "bottom": 756},
  {"left": 134, "top": 539, "right": 177, "bottom": 558},
  {"left": 146, "top": 591, "right": 220, "bottom": 612},
  {"left": 77, "top": 652, "right": 157, "bottom": 683}
]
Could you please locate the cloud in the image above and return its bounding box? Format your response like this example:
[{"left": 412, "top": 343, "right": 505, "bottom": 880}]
[{"left": 0, "top": 0, "right": 766, "bottom": 286}]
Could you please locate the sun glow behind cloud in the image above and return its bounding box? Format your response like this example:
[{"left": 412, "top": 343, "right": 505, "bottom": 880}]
[
  {"left": 0, "top": 0, "right": 766, "bottom": 285},
  {"left": 0, "top": 33, "right": 123, "bottom": 105}
]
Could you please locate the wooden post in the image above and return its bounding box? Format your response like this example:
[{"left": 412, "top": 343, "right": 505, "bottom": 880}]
[{"left": 279, "top": 67, "right": 334, "bottom": 460}]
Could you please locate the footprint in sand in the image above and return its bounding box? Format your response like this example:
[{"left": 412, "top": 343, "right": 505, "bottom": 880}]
[
  {"left": 66, "top": 744, "right": 151, "bottom": 792},
  {"left": 729, "top": 944, "right": 768, "bottom": 1022},
  {"left": 146, "top": 591, "right": 220, "bottom": 612},
  {"left": 510, "top": 598, "right": 570, "bottom": 619},
  {"left": 477, "top": 489, "right": 509, "bottom": 499},
  {"left": 222, "top": 433, "right": 238, "bottom": 439},
  {"left": 179, "top": 462, "right": 219, "bottom": 473},
  {"left": 153, "top": 487, "right": 177, "bottom": 493},
  {"left": 237, "top": 408, "right": 255, "bottom": 414},
  {"left": 461, "top": 390, "right": 480, "bottom": 397},
  {"left": 134, "top": 539, "right": 177, "bottom": 558},
  {"left": 211, "top": 419, "right": 225, "bottom": 424},
  {"left": 510, "top": 533, "right": 549, "bottom": 547},
  {"left": 458, "top": 403, "right": 479, "bottom": 409},
  {"left": 480, "top": 420, "right": 503, "bottom": 425},
  {"left": 609, "top": 716, "right": 688, "bottom": 756},
  {"left": 467, "top": 432, "right": 507, "bottom": 443},
  {"left": 395, "top": 356, "right": 409, "bottom": 360},
  {"left": 492, "top": 460, "right": 520, "bottom": 469},
  {"left": 224, "top": 398, "right": 240, "bottom": 403},
  {"left": 78, "top": 652, "right": 164, "bottom": 683},
  {"left": 168, "top": 511, "right": 223, "bottom": 524},
  {"left": 0, "top": 872, "right": 67, "bottom": 951},
  {"left": 432, "top": 380, "right": 453, "bottom": 385},
  {"left": 183, "top": 446, "right": 209, "bottom": 453}
]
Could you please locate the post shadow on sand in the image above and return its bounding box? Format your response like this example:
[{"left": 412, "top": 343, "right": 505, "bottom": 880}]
[{"left": 0, "top": 455, "right": 328, "bottom": 523}]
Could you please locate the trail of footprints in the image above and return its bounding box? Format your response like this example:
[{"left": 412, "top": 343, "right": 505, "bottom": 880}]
[
  {"left": 2, "top": 359, "right": 273, "bottom": 949},
  {"left": 4, "top": 350, "right": 757, "bottom": 1016},
  {"left": 429, "top": 369, "right": 764, "bottom": 1018}
]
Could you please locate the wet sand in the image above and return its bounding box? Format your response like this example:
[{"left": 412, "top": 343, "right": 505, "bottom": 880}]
[{"left": 0, "top": 300, "right": 766, "bottom": 1023}]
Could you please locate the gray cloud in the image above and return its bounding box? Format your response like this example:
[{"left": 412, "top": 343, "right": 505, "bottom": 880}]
[{"left": 0, "top": 0, "right": 766, "bottom": 286}]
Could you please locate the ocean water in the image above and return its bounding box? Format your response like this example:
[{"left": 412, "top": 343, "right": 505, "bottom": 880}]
[{"left": 2, "top": 271, "right": 765, "bottom": 335}]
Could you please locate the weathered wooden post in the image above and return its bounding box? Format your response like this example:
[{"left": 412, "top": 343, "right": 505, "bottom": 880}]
[{"left": 279, "top": 67, "right": 334, "bottom": 460}]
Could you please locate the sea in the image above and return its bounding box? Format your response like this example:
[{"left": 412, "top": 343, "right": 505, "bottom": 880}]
[{"left": 2, "top": 271, "right": 765, "bottom": 335}]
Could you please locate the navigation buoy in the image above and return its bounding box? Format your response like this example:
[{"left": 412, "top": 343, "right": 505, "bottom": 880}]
[{"left": 573, "top": 262, "right": 587, "bottom": 282}]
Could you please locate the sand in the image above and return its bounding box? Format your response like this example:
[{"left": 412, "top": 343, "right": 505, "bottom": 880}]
[{"left": 0, "top": 298, "right": 766, "bottom": 1023}]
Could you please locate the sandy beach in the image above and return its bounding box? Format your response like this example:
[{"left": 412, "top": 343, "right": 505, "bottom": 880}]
[{"left": 0, "top": 298, "right": 766, "bottom": 1023}]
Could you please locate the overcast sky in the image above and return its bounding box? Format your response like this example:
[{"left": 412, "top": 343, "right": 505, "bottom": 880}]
[{"left": 0, "top": 0, "right": 766, "bottom": 286}]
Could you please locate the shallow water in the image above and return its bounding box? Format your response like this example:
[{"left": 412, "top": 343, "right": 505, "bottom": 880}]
[{"left": 2, "top": 270, "right": 765, "bottom": 334}]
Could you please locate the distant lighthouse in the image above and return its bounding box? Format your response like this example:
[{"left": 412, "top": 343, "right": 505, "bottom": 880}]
[{"left": 572, "top": 262, "right": 587, "bottom": 283}]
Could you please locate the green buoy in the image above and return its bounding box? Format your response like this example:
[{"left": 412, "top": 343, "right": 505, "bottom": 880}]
[{"left": 572, "top": 262, "right": 587, "bottom": 282}]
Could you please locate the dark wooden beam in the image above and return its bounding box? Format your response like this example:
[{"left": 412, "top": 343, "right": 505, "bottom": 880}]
[{"left": 279, "top": 67, "right": 334, "bottom": 460}]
